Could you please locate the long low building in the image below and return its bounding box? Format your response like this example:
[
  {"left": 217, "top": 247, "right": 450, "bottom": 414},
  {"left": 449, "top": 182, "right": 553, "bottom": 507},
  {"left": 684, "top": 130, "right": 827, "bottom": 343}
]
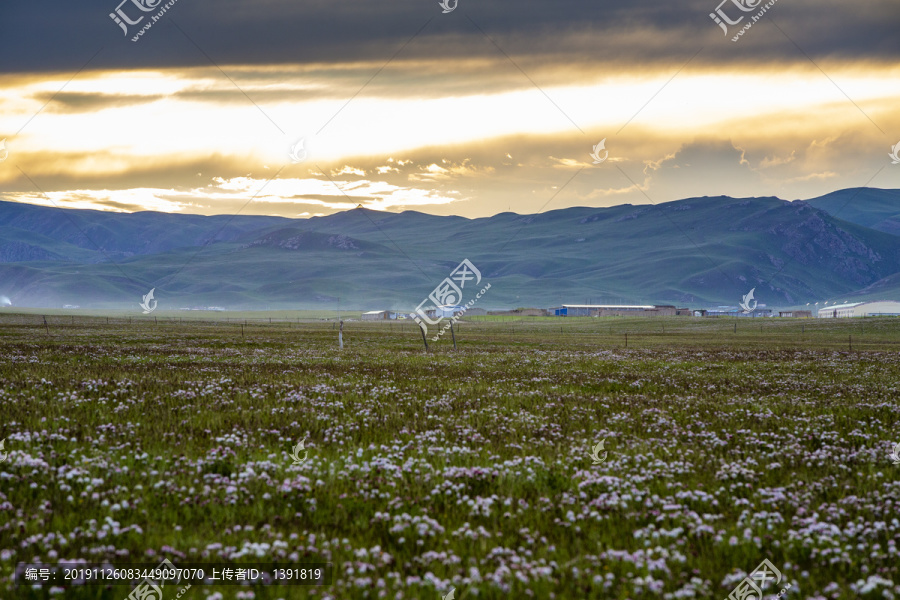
[
  {"left": 817, "top": 301, "right": 900, "bottom": 318},
  {"left": 550, "top": 305, "right": 689, "bottom": 317},
  {"left": 779, "top": 310, "right": 813, "bottom": 318},
  {"left": 362, "top": 310, "right": 391, "bottom": 321},
  {"left": 706, "top": 307, "right": 774, "bottom": 318}
]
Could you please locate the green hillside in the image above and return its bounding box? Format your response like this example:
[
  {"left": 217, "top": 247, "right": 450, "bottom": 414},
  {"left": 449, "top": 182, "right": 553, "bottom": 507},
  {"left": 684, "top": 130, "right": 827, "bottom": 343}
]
[
  {"left": 2, "top": 191, "right": 900, "bottom": 310},
  {"left": 807, "top": 188, "right": 900, "bottom": 235}
]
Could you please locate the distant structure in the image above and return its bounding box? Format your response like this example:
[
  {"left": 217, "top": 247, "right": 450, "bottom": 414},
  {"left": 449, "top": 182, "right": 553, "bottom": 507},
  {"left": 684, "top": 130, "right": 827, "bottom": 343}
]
[
  {"left": 550, "top": 305, "right": 691, "bottom": 317},
  {"left": 816, "top": 301, "right": 900, "bottom": 318},
  {"left": 362, "top": 310, "right": 391, "bottom": 321},
  {"left": 488, "top": 308, "right": 546, "bottom": 316},
  {"left": 706, "top": 307, "right": 773, "bottom": 317},
  {"left": 779, "top": 310, "right": 812, "bottom": 318}
]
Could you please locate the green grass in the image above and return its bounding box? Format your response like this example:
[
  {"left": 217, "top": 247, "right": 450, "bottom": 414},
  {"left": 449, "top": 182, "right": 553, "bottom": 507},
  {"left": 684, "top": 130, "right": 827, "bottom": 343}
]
[{"left": 1, "top": 314, "right": 899, "bottom": 599}]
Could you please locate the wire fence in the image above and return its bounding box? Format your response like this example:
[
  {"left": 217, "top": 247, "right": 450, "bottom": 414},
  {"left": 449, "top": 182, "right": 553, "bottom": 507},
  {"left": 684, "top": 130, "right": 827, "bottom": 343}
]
[{"left": 2, "top": 312, "right": 898, "bottom": 353}]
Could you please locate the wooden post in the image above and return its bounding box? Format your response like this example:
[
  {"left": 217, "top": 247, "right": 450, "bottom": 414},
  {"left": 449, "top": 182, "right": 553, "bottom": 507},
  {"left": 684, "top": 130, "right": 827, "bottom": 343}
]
[
  {"left": 734, "top": 322, "right": 737, "bottom": 334},
  {"left": 849, "top": 335, "right": 852, "bottom": 352},
  {"left": 451, "top": 321, "right": 457, "bottom": 350},
  {"left": 43, "top": 316, "right": 49, "bottom": 334},
  {"left": 339, "top": 320, "right": 344, "bottom": 349},
  {"left": 625, "top": 333, "right": 628, "bottom": 348},
  {"left": 419, "top": 324, "right": 429, "bottom": 352}
]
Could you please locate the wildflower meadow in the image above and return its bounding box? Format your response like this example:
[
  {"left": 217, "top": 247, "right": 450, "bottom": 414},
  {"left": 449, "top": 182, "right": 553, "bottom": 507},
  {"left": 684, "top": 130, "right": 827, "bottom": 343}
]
[{"left": 1, "top": 314, "right": 899, "bottom": 599}]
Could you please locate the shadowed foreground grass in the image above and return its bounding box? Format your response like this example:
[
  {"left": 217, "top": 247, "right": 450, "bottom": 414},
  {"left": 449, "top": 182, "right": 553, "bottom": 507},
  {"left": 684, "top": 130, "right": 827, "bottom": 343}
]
[{"left": 1, "top": 315, "right": 899, "bottom": 599}]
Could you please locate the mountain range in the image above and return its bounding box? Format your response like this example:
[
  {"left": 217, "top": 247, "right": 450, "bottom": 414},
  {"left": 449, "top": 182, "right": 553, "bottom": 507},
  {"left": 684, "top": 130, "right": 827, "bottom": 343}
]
[{"left": 2, "top": 188, "right": 900, "bottom": 310}]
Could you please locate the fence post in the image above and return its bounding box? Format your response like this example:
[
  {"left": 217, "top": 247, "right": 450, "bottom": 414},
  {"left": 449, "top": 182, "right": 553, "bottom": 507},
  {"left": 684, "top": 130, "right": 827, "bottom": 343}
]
[{"left": 419, "top": 324, "right": 429, "bottom": 352}]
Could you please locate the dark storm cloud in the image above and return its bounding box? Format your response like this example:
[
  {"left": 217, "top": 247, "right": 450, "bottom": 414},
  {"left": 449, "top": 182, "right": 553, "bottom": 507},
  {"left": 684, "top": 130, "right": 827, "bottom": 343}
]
[{"left": 2, "top": 0, "right": 897, "bottom": 74}]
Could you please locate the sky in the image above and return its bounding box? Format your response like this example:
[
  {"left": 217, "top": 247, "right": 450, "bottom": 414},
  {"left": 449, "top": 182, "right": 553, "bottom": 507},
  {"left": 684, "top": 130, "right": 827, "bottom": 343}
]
[{"left": 1, "top": 0, "right": 899, "bottom": 219}]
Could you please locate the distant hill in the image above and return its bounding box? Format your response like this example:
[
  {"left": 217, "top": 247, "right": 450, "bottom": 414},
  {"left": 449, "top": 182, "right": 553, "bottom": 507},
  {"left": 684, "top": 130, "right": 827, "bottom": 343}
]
[
  {"left": 807, "top": 188, "right": 900, "bottom": 236},
  {"left": 0, "top": 201, "right": 292, "bottom": 261},
  {"left": 2, "top": 190, "right": 900, "bottom": 310}
]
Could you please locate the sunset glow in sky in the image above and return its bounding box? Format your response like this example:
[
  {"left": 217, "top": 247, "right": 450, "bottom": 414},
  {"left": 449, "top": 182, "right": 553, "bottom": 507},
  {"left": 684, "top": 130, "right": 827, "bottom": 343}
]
[{"left": 1, "top": 0, "right": 899, "bottom": 218}]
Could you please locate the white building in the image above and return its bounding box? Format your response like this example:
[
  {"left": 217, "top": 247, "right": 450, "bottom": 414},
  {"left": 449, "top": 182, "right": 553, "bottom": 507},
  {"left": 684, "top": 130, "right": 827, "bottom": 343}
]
[
  {"left": 817, "top": 301, "right": 900, "bottom": 318},
  {"left": 361, "top": 310, "right": 390, "bottom": 321}
]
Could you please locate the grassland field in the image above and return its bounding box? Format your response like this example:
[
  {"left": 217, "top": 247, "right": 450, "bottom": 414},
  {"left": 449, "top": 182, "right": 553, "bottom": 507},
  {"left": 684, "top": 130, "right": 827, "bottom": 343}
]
[{"left": 1, "top": 313, "right": 899, "bottom": 599}]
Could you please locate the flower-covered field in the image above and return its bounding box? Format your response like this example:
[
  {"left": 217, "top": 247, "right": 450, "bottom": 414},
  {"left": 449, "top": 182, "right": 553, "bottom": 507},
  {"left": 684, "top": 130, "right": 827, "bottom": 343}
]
[{"left": 1, "top": 315, "right": 899, "bottom": 599}]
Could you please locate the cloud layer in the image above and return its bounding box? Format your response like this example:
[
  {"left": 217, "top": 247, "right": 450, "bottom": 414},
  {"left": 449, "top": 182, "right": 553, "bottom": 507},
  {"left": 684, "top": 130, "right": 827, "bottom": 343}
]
[{"left": 1, "top": 0, "right": 899, "bottom": 218}]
